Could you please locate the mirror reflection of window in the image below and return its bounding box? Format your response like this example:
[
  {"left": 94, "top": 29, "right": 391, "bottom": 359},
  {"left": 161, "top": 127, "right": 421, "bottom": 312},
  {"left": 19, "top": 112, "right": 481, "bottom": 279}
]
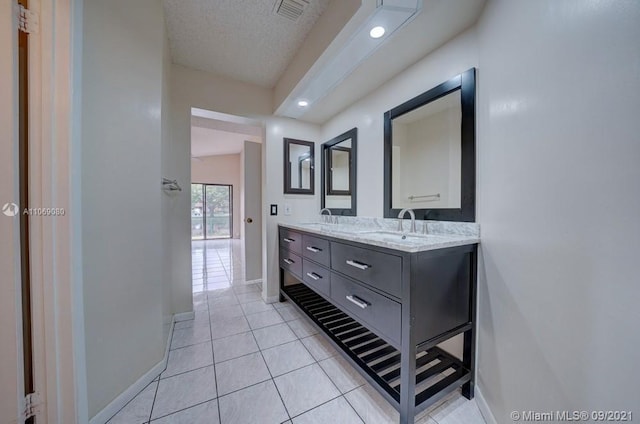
[
  {"left": 289, "top": 144, "right": 312, "bottom": 190},
  {"left": 391, "top": 90, "right": 462, "bottom": 210},
  {"left": 328, "top": 139, "right": 351, "bottom": 194},
  {"left": 321, "top": 127, "right": 357, "bottom": 215}
]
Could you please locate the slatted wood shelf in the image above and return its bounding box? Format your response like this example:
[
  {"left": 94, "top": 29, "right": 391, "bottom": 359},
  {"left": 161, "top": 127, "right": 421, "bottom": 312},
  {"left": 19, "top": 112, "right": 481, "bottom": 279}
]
[{"left": 282, "top": 283, "right": 471, "bottom": 411}]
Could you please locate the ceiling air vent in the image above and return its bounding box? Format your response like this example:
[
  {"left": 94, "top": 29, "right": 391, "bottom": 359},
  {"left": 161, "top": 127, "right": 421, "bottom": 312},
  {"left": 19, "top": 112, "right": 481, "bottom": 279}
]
[{"left": 274, "top": 0, "right": 309, "bottom": 21}]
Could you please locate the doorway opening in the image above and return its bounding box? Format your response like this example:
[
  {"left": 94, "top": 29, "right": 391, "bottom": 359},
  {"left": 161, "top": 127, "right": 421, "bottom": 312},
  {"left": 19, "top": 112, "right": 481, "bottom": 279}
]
[
  {"left": 191, "top": 183, "right": 233, "bottom": 240},
  {"left": 190, "top": 107, "right": 264, "bottom": 291}
]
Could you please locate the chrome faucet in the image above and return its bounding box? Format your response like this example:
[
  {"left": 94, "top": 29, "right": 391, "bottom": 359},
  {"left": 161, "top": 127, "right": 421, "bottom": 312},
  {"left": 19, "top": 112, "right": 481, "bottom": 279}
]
[
  {"left": 320, "top": 208, "right": 334, "bottom": 224},
  {"left": 397, "top": 208, "right": 416, "bottom": 233}
]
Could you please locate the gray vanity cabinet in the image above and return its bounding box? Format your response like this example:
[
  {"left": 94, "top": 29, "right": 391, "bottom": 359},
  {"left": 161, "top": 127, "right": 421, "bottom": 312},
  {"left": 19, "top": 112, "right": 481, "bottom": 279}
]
[{"left": 278, "top": 225, "right": 478, "bottom": 424}]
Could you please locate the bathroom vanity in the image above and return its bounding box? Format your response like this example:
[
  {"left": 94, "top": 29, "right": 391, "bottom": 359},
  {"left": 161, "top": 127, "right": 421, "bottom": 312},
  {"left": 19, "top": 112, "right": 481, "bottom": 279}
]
[{"left": 278, "top": 220, "right": 479, "bottom": 424}]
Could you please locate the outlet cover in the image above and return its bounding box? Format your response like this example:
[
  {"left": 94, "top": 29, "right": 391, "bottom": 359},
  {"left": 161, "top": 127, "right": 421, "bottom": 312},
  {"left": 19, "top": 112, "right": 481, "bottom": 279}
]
[{"left": 283, "top": 203, "right": 292, "bottom": 216}]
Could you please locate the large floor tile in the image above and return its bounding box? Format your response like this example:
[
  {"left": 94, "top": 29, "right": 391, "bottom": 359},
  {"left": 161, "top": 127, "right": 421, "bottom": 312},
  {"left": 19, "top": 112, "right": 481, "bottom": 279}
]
[
  {"left": 319, "top": 355, "right": 366, "bottom": 394},
  {"left": 273, "top": 300, "right": 290, "bottom": 310},
  {"left": 171, "top": 324, "right": 212, "bottom": 350},
  {"left": 276, "top": 305, "right": 303, "bottom": 322},
  {"left": 152, "top": 366, "right": 217, "bottom": 420},
  {"left": 292, "top": 396, "right": 363, "bottom": 424},
  {"left": 252, "top": 323, "right": 298, "bottom": 350},
  {"left": 300, "top": 334, "right": 337, "bottom": 361},
  {"left": 232, "top": 284, "right": 260, "bottom": 295},
  {"left": 218, "top": 380, "right": 289, "bottom": 424},
  {"left": 163, "top": 342, "right": 213, "bottom": 378},
  {"left": 240, "top": 300, "right": 274, "bottom": 315},
  {"left": 287, "top": 319, "right": 319, "bottom": 339},
  {"left": 107, "top": 381, "right": 157, "bottom": 424},
  {"left": 235, "top": 291, "right": 263, "bottom": 304},
  {"left": 210, "top": 316, "right": 251, "bottom": 340},
  {"left": 262, "top": 340, "right": 315, "bottom": 377},
  {"left": 274, "top": 364, "right": 340, "bottom": 417},
  {"left": 212, "top": 331, "right": 259, "bottom": 363},
  {"left": 151, "top": 399, "right": 219, "bottom": 424},
  {"left": 208, "top": 295, "right": 239, "bottom": 308},
  {"left": 246, "top": 309, "right": 284, "bottom": 330},
  {"left": 209, "top": 304, "right": 244, "bottom": 320},
  {"left": 429, "top": 395, "right": 485, "bottom": 424},
  {"left": 215, "top": 352, "right": 271, "bottom": 396},
  {"left": 343, "top": 384, "right": 440, "bottom": 424}
]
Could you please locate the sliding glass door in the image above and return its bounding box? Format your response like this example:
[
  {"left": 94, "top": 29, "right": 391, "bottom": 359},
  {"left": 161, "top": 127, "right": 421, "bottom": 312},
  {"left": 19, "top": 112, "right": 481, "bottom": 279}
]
[{"left": 191, "top": 183, "right": 232, "bottom": 240}]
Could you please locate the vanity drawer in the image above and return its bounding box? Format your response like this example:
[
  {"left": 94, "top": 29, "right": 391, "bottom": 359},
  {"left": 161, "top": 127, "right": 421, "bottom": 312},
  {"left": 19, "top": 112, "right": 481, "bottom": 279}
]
[
  {"left": 280, "top": 249, "right": 302, "bottom": 278},
  {"left": 279, "top": 228, "right": 302, "bottom": 254},
  {"left": 302, "top": 234, "right": 330, "bottom": 267},
  {"left": 302, "top": 259, "right": 330, "bottom": 297},
  {"left": 331, "top": 273, "right": 401, "bottom": 348},
  {"left": 330, "top": 242, "right": 402, "bottom": 298}
]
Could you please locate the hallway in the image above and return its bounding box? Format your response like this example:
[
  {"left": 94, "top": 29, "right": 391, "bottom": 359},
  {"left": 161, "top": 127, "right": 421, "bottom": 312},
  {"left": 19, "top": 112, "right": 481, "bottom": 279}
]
[{"left": 106, "top": 240, "right": 485, "bottom": 424}]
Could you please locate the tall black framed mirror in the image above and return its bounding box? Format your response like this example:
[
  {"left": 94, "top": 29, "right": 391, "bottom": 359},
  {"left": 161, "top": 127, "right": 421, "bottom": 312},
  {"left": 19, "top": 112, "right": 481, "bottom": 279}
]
[
  {"left": 321, "top": 128, "right": 357, "bottom": 216},
  {"left": 383, "top": 68, "right": 476, "bottom": 221},
  {"left": 284, "top": 138, "right": 314, "bottom": 195}
]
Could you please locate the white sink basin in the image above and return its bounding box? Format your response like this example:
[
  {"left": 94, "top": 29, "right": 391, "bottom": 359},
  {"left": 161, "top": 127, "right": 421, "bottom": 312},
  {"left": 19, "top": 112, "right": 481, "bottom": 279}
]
[
  {"left": 359, "top": 231, "right": 449, "bottom": 246},
  {"left": 293, "top": 222, "right": 372, "bottom": 234}
]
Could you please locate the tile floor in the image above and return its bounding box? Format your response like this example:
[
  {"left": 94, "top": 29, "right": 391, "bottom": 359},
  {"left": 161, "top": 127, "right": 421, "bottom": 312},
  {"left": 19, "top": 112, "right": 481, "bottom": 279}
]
[{"left": 107, "top": 239, "right": 487, "bottom": 424}]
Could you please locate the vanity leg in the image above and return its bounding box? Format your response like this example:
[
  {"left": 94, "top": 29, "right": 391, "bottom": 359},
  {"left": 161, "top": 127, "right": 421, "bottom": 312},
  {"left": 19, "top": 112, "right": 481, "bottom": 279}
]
[
  {"left": 462, "top": 247, "right": 478, "bottom": 399},
  {"left": 399, "top": 345, "right": 416, "bottom": 424},
  {"left": 279, "top": 268, "right": 286, "bottom": 302},
  {"left": 462, "top": 329, "right": 475, "bottom": 399}
]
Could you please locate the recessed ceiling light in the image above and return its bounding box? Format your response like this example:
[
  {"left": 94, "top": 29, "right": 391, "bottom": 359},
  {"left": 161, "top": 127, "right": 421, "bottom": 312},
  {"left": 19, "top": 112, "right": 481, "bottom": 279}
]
[
  {"left": 369, "top": 26, "right": 386, "bottom": 39},
  {"left": 297, "top": 100, "right": 309, "bottom": 107}
]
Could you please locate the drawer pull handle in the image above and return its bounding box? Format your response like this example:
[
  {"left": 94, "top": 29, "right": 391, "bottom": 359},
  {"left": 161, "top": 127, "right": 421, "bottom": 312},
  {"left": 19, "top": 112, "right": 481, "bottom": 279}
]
[
  {"left": 346, "top": 259, "right": 370, "bottom": 270},
  {"left": 306, "top": 246, "right": 321, "bottom": 253},
  {"left": 346, "top": 295, "right": 370, "bottom": 309},
  {"left": 283, "top": 238, "right": 295, "bottom": 243},
  {"left": 306, "top": 272, "right": 322, "bottom": 281},
  {"left": 283, "top": 258, "right": 295, "bottom": 265}
]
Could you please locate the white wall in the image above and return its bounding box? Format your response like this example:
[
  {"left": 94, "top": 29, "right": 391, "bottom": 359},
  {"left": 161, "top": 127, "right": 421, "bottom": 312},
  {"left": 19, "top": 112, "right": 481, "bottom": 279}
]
[
  {"left": 321, "top": 30, "right": 478, "bottom": 217},
  {"left": 81, "top": 0, "right": 167, "bottom": 417},
  {"left": 191, "top": 154, "right": 242, "bottom": 239},
  {"left": 264, "top": 117, "right": 321, "bottom": 300},
  {"left": 474, "top": 0, "right": 640, "bottom": 421},
  {"left": 322, "top": 0, "right": 640, "bottom": 421}
]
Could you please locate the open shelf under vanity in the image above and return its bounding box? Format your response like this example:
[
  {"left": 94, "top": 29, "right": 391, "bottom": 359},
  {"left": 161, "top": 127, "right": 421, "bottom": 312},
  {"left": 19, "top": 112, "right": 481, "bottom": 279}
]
[{"left": 282, "top": 282, "right": 470, "bottom": 410}]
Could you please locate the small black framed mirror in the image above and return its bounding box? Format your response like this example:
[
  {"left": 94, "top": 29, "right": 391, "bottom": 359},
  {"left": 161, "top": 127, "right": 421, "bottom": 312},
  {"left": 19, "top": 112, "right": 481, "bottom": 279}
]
[
  {"left": 322, "top": 128, "right": 357, "bottom": 215},
  {"left": 384, "top": 68, "right": 476, "bottom": 221},
  {"left": 284, "top": 138, "right": 314, "bottom": 195}
]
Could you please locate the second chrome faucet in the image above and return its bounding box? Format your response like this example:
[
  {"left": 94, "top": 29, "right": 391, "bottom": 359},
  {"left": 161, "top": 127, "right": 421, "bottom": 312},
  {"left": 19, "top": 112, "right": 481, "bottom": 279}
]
[{"left": 397, "top": 208, "right": 416, "bottom": 233}]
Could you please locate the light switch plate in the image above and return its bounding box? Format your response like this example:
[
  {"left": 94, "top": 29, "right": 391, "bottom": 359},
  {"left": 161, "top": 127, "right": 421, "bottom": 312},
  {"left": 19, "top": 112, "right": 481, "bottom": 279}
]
[{"left": 283, "top": 203, "right": 292, "bottom": 216}]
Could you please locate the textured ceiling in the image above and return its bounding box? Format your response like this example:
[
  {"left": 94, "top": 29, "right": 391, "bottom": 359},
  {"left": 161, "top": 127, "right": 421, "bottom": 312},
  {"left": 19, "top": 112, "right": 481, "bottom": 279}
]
[{"left": 164, "top": 0, "right": 330, "bottom": 88}]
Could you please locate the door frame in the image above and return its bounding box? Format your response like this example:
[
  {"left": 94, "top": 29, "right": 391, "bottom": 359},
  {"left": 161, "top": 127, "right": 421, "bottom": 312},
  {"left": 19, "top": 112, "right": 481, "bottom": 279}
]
[{"left": 1, "top": 0, "right": 89, "bottom": 422}]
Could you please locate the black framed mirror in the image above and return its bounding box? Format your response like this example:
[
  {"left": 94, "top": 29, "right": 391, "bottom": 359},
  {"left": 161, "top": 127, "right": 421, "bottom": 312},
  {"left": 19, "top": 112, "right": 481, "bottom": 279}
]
[
  {"left": 384, "top": 68, "right": 476, "bottom": 221},
  {"left": 284, "top": 138, "right": 314, "bottom": 195},
  {"left": 322, "top": 128, "right": 357, "bottom": 215}
]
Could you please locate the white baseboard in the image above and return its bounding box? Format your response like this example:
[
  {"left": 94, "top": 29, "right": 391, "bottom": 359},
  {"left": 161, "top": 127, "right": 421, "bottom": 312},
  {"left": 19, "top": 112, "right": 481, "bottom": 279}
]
[
  {"left": 476, "top": 385, "right": 497, "bottom": 424},
  {"left": 89, "top": 314, "right": 179, "bottom": 424},
  {"left": 174, "top": 311, "right": 195, "bottom": 322},
  {"left": 245, "top": 278, "right": 262, "bottom": 284}
]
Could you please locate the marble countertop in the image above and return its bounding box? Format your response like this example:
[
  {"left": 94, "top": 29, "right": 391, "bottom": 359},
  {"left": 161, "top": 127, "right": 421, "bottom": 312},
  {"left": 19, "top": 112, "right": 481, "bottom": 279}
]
[{"left": 280, "top": 218, "right": 480, "bottom": 253}]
